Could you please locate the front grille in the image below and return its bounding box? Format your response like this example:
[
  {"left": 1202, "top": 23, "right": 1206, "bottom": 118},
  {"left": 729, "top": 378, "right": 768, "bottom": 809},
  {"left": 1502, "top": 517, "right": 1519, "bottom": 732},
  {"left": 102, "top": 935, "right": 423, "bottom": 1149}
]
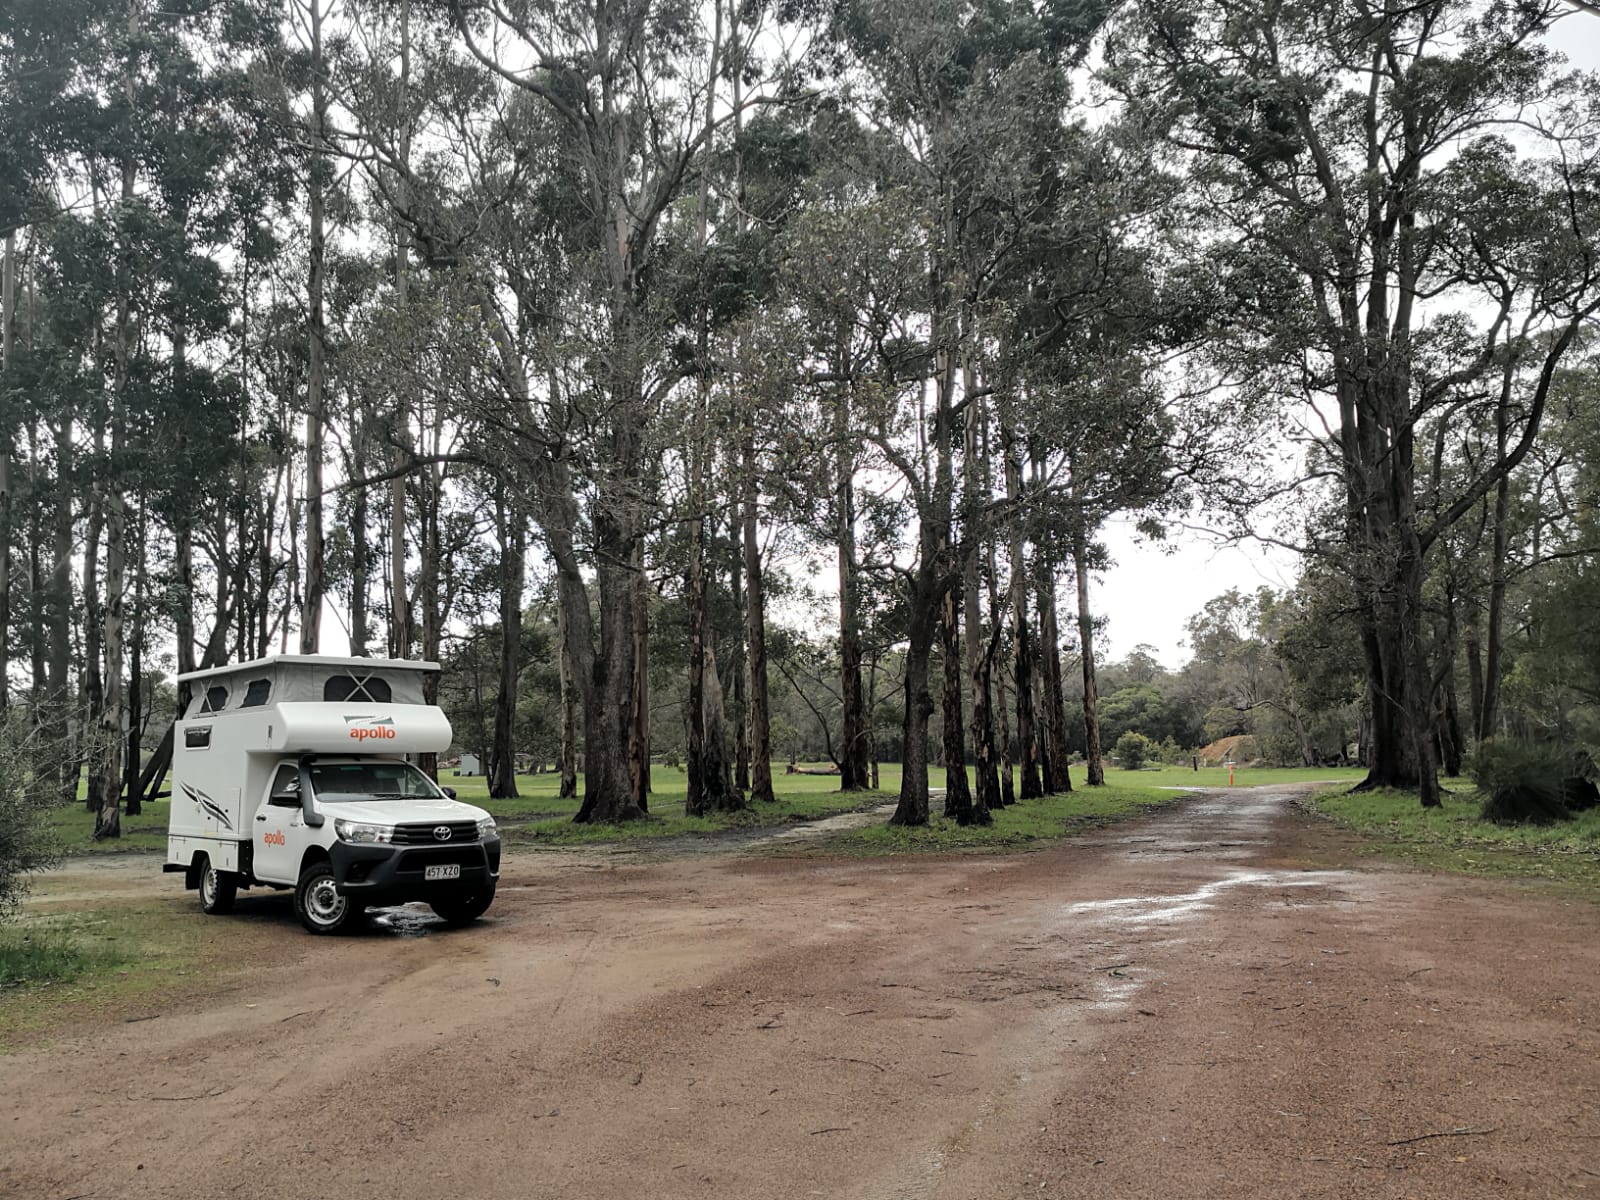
[{"left": 392, "top": 821, "right": 478, "bottom": 845}]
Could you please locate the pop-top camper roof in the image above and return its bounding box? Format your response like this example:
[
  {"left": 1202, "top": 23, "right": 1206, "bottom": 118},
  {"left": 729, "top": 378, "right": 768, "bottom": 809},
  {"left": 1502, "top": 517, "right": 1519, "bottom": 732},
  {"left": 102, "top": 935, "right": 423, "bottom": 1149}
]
[{"left": 177, "top": 655, "right": 440, "bottom": 713}]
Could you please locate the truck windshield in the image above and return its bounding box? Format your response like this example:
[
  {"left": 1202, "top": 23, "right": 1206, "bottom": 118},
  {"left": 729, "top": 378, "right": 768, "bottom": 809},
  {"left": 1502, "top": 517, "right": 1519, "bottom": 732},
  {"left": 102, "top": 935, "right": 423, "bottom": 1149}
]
[{"left": 307, "top": 761, "right": 444, "bottom": 802}]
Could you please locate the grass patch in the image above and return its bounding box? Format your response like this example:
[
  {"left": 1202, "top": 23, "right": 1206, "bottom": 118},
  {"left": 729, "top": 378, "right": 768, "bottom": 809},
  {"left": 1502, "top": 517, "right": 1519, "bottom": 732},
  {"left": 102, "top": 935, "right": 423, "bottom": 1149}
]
[
  {"left": 1306, "top": 784, "right": 1600, "bottom": 891},
  {"left": 0, "top": 927, "right": 122, "bottom": 991},
  {"left": 49, "top": 799, "right": 171, "bottom": 855},
  {"left": 1123, "top": 764, "right": 1369, "bottom": 789},
  {"left": 806, "top": 776, "right": 1189, "bottom": 856},
  {"left": 0, "top": 899, "right": 225, "bottom": 1045},
  {"left": 498, "top": 764, "right": 911, "bottom": 846}
]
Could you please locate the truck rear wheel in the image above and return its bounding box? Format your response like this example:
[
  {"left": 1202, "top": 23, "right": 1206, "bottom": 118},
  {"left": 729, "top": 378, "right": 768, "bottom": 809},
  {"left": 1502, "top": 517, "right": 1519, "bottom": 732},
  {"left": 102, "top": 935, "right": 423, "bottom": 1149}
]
[
  {"left": 294, "top": 861, "right": 362, "bottom": 935},
  {"left": 430, "top": 885, "right": 495, "bottom": 927},
  {"left": 197, "top": 855, "right": 237, "bottom": 915}
]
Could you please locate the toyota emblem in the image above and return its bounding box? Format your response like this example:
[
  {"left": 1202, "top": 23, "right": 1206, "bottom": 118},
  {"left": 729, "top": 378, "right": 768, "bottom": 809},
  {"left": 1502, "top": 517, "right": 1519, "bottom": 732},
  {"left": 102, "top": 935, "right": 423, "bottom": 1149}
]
[{"left": 433, "top": 825, "right": 453, "bottom": 841}]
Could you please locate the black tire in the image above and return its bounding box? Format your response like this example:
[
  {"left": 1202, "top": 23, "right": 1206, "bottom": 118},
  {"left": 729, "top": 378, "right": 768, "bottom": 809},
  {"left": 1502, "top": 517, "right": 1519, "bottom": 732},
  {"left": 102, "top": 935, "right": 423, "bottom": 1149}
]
[
  {"left": 197, "top": 855, "right": 238, "bottom": 915},
  {"left": 293, "top": 861, "right": 363, "bottom": 935},
  {"left": 429, "top": 885, "right": 496, "bottom": 927}
]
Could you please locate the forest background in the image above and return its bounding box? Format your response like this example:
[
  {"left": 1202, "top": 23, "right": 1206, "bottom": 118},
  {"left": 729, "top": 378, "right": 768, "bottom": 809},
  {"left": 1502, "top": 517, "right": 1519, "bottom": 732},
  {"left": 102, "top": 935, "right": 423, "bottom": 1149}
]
[{"left": 5, "top": 0, "right": 1600, "bottom": 841}]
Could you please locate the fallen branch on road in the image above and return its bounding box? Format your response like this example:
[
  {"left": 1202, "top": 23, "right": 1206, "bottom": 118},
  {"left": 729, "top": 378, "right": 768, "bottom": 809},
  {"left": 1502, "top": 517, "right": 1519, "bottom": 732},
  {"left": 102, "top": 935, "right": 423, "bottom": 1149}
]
[{"left": 1387, "top": 1126, "right": 1498, "bottom": 1147}]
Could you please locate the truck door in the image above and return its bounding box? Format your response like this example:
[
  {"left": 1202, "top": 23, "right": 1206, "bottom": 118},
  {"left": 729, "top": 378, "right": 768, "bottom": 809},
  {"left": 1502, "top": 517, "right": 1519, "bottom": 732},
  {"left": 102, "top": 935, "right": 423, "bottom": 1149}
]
[{"left": 255, "top": 763, "right": 311, "bottom": 885}]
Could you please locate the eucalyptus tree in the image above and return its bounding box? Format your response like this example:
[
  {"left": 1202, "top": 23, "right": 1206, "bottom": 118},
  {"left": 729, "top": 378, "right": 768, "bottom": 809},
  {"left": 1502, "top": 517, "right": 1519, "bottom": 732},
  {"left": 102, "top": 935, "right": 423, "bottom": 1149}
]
[
  {"left": 823, "top": 0, "right": 1111, "bottom": 825},
  {"left": 1108, "top": 0, "right": 1600, "bottom": 805}
]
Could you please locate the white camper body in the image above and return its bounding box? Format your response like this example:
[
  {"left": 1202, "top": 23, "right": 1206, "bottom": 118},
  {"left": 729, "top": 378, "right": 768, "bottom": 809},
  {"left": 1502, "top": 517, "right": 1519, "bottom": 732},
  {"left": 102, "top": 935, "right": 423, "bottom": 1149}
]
[{"left": 165, "top": 655, "right": 500, "bottom": 934}]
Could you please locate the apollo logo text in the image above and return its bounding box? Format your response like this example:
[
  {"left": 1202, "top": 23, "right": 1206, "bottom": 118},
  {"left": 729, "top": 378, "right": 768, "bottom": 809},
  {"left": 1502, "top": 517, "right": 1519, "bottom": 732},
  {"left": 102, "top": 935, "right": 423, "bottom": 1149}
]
[
  {"left": 263, "top": 830, "right": 286, "bottom": 847},
  {"left": 350, "top": 726, "right": 397, "bottom": 742}
]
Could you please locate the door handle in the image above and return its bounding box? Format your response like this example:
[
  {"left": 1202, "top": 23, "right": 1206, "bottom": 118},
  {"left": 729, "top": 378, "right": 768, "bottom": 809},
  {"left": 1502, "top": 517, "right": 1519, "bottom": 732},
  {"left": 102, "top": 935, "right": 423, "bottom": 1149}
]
[{"left": 255, "top": 815, "right": 266, "bottom": 822}]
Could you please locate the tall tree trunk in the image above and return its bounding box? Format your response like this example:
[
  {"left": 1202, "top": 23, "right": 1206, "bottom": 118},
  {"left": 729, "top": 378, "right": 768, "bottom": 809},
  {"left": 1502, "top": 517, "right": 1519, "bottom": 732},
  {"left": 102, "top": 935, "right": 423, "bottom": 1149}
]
[
  {"left": 49, "top": 414, "right": 79, "bottom": 807},
  {"left": 962, "top": 363, "right": 999, "bottom": 818},
  {"left": 96, "top": 72, "right": 137, "bottom": 840},
  {"left": 80, "top": 417, "right": 105, "bottom": 812},
  {"left": 388, "top": 0, "right": 413, "bottom": 662},
  {"left": 298, "top": 0, "right": 328, "bottom": 655},
  {"left": 836, "top": 380, "right": 868, "bottom": 791},
  {"left": 349, "top": 418, "right": 370, "bottom": 657},
  {"left": 729, "top": 514, "right": 750, "bottom": 792},
  {"left": 629, "top": 541, "right": 650, "bottom": 810},
  {"left": 1070, "top": 513, "right": 1104, "bottom": 787},
  {"left": 488, "top": 489, "right": 523, "bottom": 800},
  {"left": 935, "top": 345, "right": 976, "bottom": 824},
  {"left": 1005, "top": 428, "right": 1040, "bottom": 799},
  {"left": 556, "top": 594, "right": 579, "bottom": 799},
  {"left": 0, "top": 231, "right": 13, "bottom": 712},
  {"left": 417, "top": 450, "right": 442, "bottom": 780},
  {"left": 742, "top": 426, "right": 774, "bottom": 803},
  {"left": 890, "top": 572, "right": 938, "bottom": 827},
  {"left": 1478, "top": 474, "right": 1511, "bottom": 742},
  {"left": 123, "top": 497, "right": 146, "bottom": 816},
  {"left": 984, "top": 414, "right": 1013, "bottom": 808},
  {"left": 1033, "top": 481, "right": 1071, "bottom": 794}
]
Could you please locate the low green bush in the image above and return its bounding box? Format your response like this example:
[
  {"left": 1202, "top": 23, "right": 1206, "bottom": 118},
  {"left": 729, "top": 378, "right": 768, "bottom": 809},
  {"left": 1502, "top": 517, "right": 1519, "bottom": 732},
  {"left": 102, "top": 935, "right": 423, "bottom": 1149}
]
[{"left": 1472, "top": 739, "right": 1571, "bottom": 826}]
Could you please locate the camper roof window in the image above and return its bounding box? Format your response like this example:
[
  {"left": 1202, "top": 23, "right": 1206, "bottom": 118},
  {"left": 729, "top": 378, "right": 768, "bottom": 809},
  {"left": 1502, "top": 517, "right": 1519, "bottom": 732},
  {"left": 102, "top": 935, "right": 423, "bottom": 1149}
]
[
  {"left": 242, "top": 679, "right": 272, "bottom": 708},
  {"left": 324, "top": 674, "right": 392, "bottom": 703},
  {"left": 200, "top": 685, "right": 229, "bottom": 714}
]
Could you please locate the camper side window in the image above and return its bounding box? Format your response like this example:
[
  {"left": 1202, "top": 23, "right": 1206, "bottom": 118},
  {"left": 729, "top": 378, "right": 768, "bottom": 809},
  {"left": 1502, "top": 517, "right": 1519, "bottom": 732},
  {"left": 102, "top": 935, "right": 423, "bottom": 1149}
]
[
  {"left": 268, "top": 765, "right": 301, "bottom": 806},
  {"left": 200, "top": 685, "right": 229, "bottom": 713},
  {"left": 242, "top": 679, "right": 271, "bottom": 707},
  {"left": 324, "top": 674, "right": 392, "bottom": 703}
]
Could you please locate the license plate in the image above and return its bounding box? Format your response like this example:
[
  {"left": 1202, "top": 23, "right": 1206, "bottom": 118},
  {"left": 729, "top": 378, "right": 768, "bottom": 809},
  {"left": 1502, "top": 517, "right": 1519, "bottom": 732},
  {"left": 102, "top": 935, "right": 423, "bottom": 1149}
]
[{"left": 425, "top": 864, "right": 460, "bottom": 881}]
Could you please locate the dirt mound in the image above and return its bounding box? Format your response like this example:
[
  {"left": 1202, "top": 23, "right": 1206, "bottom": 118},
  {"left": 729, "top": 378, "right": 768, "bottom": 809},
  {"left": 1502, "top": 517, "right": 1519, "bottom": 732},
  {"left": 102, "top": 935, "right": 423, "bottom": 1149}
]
[{"left": 1197, "top": 733, "right": 1260, "bottom": 766}]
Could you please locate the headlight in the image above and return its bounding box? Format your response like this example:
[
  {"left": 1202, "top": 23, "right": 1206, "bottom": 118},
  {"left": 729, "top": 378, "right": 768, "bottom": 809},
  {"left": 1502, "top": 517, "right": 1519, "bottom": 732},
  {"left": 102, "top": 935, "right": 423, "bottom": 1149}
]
[
  {"left": 476, "top": 817, "right": 497, "bottom": 840},
  {"left": 334, "top": 819, "right": 393, "bottom": 844}
]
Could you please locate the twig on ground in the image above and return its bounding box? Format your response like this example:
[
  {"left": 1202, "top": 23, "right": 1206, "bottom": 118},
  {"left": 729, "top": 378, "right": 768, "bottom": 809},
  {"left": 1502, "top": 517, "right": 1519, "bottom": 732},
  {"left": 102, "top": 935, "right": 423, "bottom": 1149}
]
[{"left": 1387, "top": 1126, "right": 1497, "bottom": 1147}]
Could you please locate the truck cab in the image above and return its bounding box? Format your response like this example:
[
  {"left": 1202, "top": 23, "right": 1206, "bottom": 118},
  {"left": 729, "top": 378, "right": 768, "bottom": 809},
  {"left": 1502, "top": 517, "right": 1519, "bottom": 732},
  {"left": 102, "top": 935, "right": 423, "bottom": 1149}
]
[{"left": 165, "top": 655, "right": 500, "bottom": 934}]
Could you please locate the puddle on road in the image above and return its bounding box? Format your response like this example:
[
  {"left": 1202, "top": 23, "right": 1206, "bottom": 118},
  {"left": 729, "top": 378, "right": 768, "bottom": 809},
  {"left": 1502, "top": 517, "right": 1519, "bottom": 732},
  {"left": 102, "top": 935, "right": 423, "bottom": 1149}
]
[
  {"left": 367, "top": 904, "right": 445, "bottom": 937},
  {"left": 1066, "top": 870, "right": 1354, "bottom": 927}
]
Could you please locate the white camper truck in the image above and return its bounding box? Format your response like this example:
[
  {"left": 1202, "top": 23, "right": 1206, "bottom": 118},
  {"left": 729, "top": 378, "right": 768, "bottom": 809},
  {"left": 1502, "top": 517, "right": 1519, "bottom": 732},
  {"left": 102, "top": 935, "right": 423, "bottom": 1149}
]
[{"left": 163, "top": 655, "right": 500, "bottom": 934}]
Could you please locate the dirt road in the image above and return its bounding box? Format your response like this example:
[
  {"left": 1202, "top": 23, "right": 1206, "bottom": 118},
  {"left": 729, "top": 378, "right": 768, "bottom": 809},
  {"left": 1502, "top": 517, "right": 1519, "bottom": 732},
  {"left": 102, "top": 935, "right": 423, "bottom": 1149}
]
[{"left": 4, "top": 786, "right": 1598, "bottom": 1199}]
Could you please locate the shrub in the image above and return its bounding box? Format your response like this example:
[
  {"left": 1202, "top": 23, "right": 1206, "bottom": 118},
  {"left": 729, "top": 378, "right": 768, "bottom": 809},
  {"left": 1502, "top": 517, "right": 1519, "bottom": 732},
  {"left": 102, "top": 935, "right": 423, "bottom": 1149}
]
[
  {"left": 1471, "top": 739, "right": 1571, "bottom": 826},
  {"left": 1114, "top": 731, "right": 1155, "bottom": 772},
  {"left": 0, "top": 717, "right": 61, "bottom": 921}
]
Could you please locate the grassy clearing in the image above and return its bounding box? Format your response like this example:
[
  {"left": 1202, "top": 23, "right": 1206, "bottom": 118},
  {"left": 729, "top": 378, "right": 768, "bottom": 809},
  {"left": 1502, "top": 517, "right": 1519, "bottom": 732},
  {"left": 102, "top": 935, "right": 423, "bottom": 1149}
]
[
  {"left": 1125, "top": 764, "right": 1368, "bottom": 789},
  {"left": 805, "top": 776, "right": 1190, "bottom": 856},
  {"left": 1307, "top": 784, "right": 1600, "bottom": 891},
  {"left": 494, "top": 764, "right": 914, "bottom": 846},
  {"left": 0, "top": 901, "right": 213, "bottom": 1044}
]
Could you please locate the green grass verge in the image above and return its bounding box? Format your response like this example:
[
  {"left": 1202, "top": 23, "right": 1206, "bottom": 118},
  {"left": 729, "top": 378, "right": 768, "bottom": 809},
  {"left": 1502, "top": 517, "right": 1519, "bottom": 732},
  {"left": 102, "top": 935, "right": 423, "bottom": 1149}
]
[
  {"left": 0, "top": 927, "right": 123, "bottom": 991},
  {"left": 803, "top": 774, "right": 1191, "bottom": 855},
  {"left": 1124, "top": 764, "right": 1369, "bottom": 789},
  {"left": 0, "top": 901, "right": 214, "bottom": 1044},
  {"left": 1306, "top": 784, "right": 1600, "bottom": 891},
  {"left": 494, "top": 764, "right": 915, "bottom": 846}
]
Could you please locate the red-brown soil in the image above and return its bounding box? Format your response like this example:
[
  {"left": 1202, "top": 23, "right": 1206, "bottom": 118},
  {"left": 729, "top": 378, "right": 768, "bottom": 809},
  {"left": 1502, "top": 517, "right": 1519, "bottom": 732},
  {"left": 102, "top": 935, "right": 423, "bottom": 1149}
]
[{"left": 3, "top": 785, "right": 1597, "bottom": 1199}]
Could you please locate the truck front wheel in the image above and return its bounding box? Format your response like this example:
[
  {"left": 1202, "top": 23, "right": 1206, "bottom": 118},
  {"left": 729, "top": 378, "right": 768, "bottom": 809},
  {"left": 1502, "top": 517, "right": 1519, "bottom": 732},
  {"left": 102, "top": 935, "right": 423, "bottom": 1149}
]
[
  {"left": 294, "top": 862, "right": 363, "bottom": 935},
  {"left": 430, "top": 885, "right": 495, "bottom": 927},
  {"left": 197, "top": 855, "right": 238, "bottom": 915}
]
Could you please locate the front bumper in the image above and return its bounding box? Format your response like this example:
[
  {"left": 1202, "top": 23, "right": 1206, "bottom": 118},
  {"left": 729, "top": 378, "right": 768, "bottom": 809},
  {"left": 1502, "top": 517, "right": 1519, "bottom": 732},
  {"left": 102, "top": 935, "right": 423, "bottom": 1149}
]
[{"left": 329, "top": 836, "right": 500, "bottom": 905}]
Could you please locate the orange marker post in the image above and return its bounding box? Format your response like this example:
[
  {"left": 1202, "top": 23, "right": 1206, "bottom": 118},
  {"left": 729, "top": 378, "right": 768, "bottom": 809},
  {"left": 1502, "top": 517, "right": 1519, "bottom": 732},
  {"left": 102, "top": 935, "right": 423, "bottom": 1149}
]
[{"left": 1226, "top": 760, "right": 1235, "bottom": 787}]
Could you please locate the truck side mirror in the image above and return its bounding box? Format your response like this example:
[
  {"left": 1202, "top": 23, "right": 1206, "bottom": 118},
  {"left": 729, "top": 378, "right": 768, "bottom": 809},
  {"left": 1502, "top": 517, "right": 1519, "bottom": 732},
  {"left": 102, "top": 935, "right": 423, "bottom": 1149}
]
[{"left": 442, "top": 786, "right": 457, "bottom": 799}]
